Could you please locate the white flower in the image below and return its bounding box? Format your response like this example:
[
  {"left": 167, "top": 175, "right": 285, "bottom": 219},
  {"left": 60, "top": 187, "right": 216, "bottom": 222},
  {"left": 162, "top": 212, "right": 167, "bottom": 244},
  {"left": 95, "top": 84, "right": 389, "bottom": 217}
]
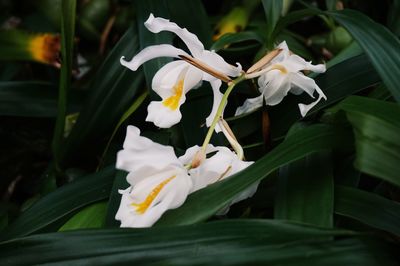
[
  {"left": 180, "top": 145, "right": 258, "bottom": 214},
  {"left": 115, "top": 126, "right": 257, "bottom": 227},
  {"left": 120, "top": 14, "right": 241, "bottom": 128},
  {"left": 115, "top": 126, "right": 192, "bottom": 227},
  {"left": 236, "top": 41, "right": 327, "bottom": 117}
]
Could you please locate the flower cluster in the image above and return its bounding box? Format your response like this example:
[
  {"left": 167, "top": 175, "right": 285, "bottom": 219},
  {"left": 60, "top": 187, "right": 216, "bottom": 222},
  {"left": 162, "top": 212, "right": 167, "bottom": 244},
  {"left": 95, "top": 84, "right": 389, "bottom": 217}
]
[
  {"left": 115, "top": 126, "right": 255, "bottom": 227},
  {"left": 116, "top": 14, "right": 327, "bottom": 228}
]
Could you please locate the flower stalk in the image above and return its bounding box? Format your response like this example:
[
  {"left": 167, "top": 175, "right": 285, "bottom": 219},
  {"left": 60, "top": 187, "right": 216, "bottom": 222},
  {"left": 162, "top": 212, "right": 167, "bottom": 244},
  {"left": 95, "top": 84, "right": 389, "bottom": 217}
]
[{"left": 200, "top": 73, "right": 246, "bottom": 154}]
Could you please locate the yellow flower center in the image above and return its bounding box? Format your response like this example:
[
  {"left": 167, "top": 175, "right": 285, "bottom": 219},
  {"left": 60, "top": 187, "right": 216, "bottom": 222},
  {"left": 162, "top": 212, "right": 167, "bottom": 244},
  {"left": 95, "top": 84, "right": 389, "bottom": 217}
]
[
  {"left": 270, "top": 64, "right": 288, "bottom": 74},
  {"left": 162, "top": 79, "right": 184, "bottom": 110},
  {"left": 131, "top": 175, "right": 176, "bottom": 214},
  {"left": 28, "top": 34, "right": 60, "bottom": 64}
]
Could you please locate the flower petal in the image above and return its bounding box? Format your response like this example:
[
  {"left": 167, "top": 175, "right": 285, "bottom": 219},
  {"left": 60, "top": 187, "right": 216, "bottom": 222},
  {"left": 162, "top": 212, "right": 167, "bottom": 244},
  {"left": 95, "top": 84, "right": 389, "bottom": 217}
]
[
  {"left": 120, "top": 44, "right": 188, "bottom": 71},
  {"left": 291, "top": 73, "right": 327, "bottom": 116},
  {"left": 116, "top": 126, "right": 180, "bottom": 174},
  {"left": 147, "top": 64, "right": 203, "bottom": 128},
  {"left": 235, "top": 95, "right": 264, "bottom": 116},
  {"left": 283, "top": 54, "right": 326, "bottom": 73},
  {"left": 152, "top": 60, "right": 189, "bottom": 98},
  {"left": 198, "top": 50, "right": 242, "bottom": 79},
  {"left": 205, "top": 79, "right": 223, "bottom": 132},
  {"left": 145, "top": 14, "right": 204, "bottom": 57},
  {"left": 260, "top": 72, "right": 291, "bottom": 106}
]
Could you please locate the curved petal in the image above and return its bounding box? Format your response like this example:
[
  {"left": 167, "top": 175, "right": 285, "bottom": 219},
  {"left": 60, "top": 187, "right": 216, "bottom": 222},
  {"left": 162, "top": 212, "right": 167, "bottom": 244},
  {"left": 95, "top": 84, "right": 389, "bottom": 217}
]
[
  {"left": 116, "top": 126, "right": 180, "bottom": 174},
  {"left": 283, "top": 54, "right": 326, "bottom": 73},
  {"left": 261, "top": 73, "right": 291, "bottom": 106},
  {"left": 146, "top": 100, "right": 184, "bottom": 128},
  {"left": 147, "top": 64, "right": 203, "bottom": 128},
  {"left": 120, "top": 44, "right": 188, "bottom": 71},
  {"left": 198, "top": 50, "right": 242, "bottom": 79},
  {"left": 234, "top": 95, "right": 264, "bottom": 116},
  {"left": 145, "top": 14, "right": 204, "bottom": 57},
  {"left": 178, "top": 144, "right": 219, "bottom": 166},
  {"left": 152, "top": 61, "right": 189, "bottom": 98},
  {"left": 205, "top": 79, "right": 223, "bottom": 132}
]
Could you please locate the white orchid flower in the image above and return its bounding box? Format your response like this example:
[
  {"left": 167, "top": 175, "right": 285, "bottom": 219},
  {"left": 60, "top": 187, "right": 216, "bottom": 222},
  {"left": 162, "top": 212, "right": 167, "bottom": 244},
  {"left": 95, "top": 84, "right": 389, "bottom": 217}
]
[
  {"left": 115, "top": 126, "right": 193, "bottom": 227},
  {"left": 115, "top": 126, "right": 256, "bottom": 227},
  {"left": 236, "top": 41, "right": 327, "bottom": 117},
  {"left": 120, "top": 14, "right": 242, "bottom": 129},
  {"left": 180, "top": 145, "right": 258, "bottom": 213}
]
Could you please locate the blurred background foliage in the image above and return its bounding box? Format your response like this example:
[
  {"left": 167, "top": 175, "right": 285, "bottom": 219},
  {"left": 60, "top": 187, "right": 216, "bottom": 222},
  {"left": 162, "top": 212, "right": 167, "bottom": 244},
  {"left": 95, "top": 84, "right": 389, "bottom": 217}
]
[{"left": 0, "top": 0, "right": 400, "bottom": 265}]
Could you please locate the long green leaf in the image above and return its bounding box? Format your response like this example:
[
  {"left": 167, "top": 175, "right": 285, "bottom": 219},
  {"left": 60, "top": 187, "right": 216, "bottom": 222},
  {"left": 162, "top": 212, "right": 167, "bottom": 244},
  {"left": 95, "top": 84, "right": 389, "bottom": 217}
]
[
  {"left": 335, "top": 186, "right": 400, "bottom": 236},
  {"left": 157, "top": 124, "right": 351, "bottom": 226},
  {"left": 61, "top": 25, "right": 144, "bottom": 165},
  {"left": 0, "top": 167, "right": 115, "bottom": 241},
  {"left": 328, "top": 9, "right": 400, "bottom": 102},
  {"left": 0, "top": 82, "right": 83, "bottom": 117},
  {"left": 58, "top": 201, "right": 108, "bottom": 231},
  {"left": 52, "top": 0, "right": 76, "bottom": 168},
  {"left": 275, "top": 150, "right": 334, "bottom": 227},
  {"left": 2, "top": 220, "right": 397, "bottom": 266},
  {"left": 337, "top": 96, "right": 400, "bottom": 187},
  {"left": 262, "top": 0, "right": 283, "bottom": 47}
]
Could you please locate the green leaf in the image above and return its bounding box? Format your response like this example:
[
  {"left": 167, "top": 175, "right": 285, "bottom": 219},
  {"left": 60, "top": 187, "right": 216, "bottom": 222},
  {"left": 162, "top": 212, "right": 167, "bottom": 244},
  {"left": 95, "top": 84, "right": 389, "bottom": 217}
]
[
  {"left": 52, "top": 0, "right": 76, "bottom": 168},
  {"left": 337, "top": 96, "right": 400, "bottom": 187},
  {"left": 328, "top": 9, "right": 400, "bottom": 102},
  {"left": 387, "top": 0, "right": 400, "bottom": 36},
  {"left": 335, "top": 186, "right": 400, "bottom": 236},
  {"left": 166, "top": 0, "right": 212, "bottom": 48},
  {"left": 272, "top": 9, "right": 321, "bottom": 40},
  {"left": 157, "top": 124, "right": 351, "bottom": 226},
  {"left": 61, "top": 25, "right": 144, "bottom": 165},
  {"left": 275, "top": 149, "right": 334, "bottom": 228},
  {"left": 105, "top": 170, "right": 128, "bottom": 227},
  {"left": 262, "top": 0, "right": 283, "bottom": 47},
  {"left": 211, "top": 31, "right": 264, "bottom": 52},
  {"left": 2, "top": 220, "right": 397, "bottom": 266},
  {"left": 0, "top": 167, "right": 115, "bottom": 241},
  {"left": 0, "top": 82, "right": 83, "bottom": 117},
  {"left": 325, "top": 0, "right": 337, "bottom": 10},
  {"left": 58, "top": 201, "right": 108, "bottom": 231}
]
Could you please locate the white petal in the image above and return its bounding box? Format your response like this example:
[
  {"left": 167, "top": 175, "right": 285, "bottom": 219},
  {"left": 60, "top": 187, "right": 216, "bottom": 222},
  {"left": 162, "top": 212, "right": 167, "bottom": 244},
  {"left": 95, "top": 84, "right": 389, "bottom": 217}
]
[
  {"left": 283, "top": 54, "right": 326, "bottom": 74},
  {"left": 116, "top": 126, "right": 180, "bottom": 174},
  {"left": 178, "top": 144, "right": 219, "bottom": 165},
  {"left": 189, "top": 146, "right": 235, "bottom": 192},
  {"left": 147, "top": 64, "right": 202, "bottom": 128},
  {"left": 205, "top": 79, "right": 223, "bottom": 132},
  {"left": 234, "top": 95, "right": 264, "bottom": 116},
  {"left": 260, "top": 73, "right": 291, "bottom": 106},
  {"left": 145, "top": 14, "right": 204, "bottom": 57},
  {"left": 146, "top": 100, "right": 184, "bottom": 128},
  {"left": 271, "top": 41, "right": 290, "bottom": 63},
  {"left": 120, "top": 44, "right": 188, "bottom": 71},
  {"left": 152, "top": 61, "right": 189, "bottom": 98},
  {"left": 290, "top": 73, "right": 327, "bottom": 116},
  {"left": 198, "top": 50, "right": 242, "bottom": 79}
]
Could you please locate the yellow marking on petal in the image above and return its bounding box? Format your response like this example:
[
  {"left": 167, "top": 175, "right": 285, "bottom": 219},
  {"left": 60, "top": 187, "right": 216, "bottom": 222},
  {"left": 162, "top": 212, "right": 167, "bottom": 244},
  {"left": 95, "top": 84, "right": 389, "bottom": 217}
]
[
  {"left": 162, "top": 79, "right": 184, "bottom": 110},
  {"left": 28, "top": 34, "right": 60, "bottom": 65},
  {"left": 270, "top": 64, "right": 288, "bottom": 74},
  {"left": 131, "top": 175, "right": 176, "bottom": 214}
]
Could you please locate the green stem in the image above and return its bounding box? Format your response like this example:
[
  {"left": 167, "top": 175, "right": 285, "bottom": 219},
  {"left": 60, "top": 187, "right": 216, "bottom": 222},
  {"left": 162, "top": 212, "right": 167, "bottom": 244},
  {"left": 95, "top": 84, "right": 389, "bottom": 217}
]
[{"left": 201, "top": 74, "right": 246, "bottom": 152}]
